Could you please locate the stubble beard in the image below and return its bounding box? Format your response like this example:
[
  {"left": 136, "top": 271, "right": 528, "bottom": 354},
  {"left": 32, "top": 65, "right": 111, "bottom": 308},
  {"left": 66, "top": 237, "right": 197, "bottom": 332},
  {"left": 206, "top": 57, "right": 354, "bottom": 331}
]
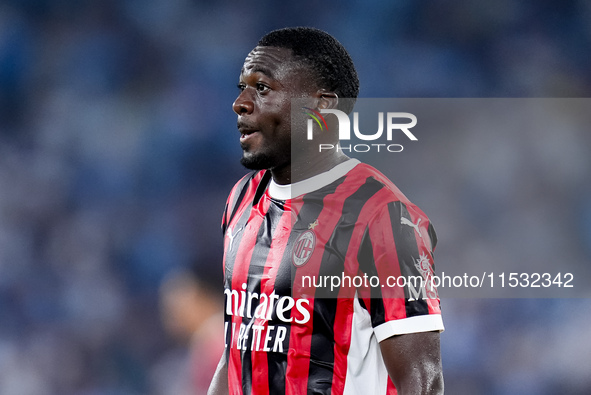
[
  {"left": 240, "top": 152, "right": 277, "bottom": 170},
  {"left": 239, "top": 140, "right": 291, "bottom": 171}
]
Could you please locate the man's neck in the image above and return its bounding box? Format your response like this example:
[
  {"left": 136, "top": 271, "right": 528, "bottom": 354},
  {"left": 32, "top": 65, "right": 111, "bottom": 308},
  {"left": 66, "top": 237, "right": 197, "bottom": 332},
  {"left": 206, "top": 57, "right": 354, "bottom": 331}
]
[{"left": 270, "top": 151, "right": 350, "bottom": 185}]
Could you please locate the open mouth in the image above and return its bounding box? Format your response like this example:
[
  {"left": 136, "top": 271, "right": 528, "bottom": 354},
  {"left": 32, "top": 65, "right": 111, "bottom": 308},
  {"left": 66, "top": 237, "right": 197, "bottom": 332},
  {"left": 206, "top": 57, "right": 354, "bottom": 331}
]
[
  {"left": 238, "top": 125, "right": 259, "bottom": 140},
  {"left": 240, "top": 130, "right": 259, "bottom": 140}
]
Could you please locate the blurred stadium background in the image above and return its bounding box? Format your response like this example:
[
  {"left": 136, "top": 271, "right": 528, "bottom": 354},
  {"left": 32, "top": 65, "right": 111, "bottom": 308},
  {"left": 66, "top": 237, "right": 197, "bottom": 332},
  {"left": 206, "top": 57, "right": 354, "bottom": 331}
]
[{"left": 0, "top": 0, "right": 590, "bottom": 394}]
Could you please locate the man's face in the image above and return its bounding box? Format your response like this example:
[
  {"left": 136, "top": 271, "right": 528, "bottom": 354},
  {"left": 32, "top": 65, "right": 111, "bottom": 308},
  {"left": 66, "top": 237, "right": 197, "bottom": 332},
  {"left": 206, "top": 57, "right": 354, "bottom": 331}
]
[{"left": 233, "top": 46, "right": 317, "bottom": 171}]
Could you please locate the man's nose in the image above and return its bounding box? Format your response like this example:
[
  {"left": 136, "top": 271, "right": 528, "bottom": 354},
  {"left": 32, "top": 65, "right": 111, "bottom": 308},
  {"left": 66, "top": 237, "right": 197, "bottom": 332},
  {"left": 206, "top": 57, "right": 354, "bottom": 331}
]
[{"left": 233, "top": 90, "right": 254, "bottom": 115}]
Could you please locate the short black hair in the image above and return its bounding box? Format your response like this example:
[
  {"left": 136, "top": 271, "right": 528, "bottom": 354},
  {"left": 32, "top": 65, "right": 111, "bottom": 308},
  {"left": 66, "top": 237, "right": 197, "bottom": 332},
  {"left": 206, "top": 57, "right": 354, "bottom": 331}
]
[{"left": 258, "top": 27, "right": 359, "bottom": 113}]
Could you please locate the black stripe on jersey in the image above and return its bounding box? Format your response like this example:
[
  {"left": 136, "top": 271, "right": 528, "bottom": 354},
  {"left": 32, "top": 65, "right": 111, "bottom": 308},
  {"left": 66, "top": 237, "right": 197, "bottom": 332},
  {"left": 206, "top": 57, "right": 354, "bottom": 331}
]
[
  {"left": 266, "top": 340, "right": 288, "bottom": 395},
  {"left": 357, "top": 227, "right": 386, "bottom": 325},
  {"left": 241, "top": 199, "right": 285, "bottom": 395},
  {"left": 427, "top": 221, "right": 437, "bottom": 252},
  {"left": 307, "top": 176, "right": 385, "bottom": 393},
  {"left": 224, "top": 171, "right": 256, "bottom": 235},
  {"left": 267, "top": 356, "right": 287, "bottom": 395},
  {"left": 252, "top": 171, "right": 272, "bottom": 207},
  {"left": 388, "top": 201, "right": 429, "bottom": 317}
]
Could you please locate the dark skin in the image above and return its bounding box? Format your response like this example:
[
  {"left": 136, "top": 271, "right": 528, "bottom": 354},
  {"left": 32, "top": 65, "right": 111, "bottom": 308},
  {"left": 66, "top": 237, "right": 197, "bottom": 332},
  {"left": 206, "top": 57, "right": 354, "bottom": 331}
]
[
  {"left": 208, "top": 46, "right": 443, "bottom": 395},
  {"left": 232, "top": 46, "right": 348, "bottom": 185}
]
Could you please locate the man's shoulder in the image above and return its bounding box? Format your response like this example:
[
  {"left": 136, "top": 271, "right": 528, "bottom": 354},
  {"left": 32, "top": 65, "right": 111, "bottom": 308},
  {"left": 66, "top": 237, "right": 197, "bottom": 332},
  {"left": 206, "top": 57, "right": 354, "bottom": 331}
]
[
  {"left": 345, "top": 162, "right": 436, "bottom": 248},
  {"left": 344, "top": 162, "right": 411, "bottom": 206}
]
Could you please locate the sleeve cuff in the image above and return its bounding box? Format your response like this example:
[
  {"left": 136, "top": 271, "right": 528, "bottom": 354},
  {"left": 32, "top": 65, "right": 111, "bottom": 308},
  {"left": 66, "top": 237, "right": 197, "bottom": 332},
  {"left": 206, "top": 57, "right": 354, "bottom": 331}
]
[{"left": 374, "top": 314, "right": 444, "bottom": 342}]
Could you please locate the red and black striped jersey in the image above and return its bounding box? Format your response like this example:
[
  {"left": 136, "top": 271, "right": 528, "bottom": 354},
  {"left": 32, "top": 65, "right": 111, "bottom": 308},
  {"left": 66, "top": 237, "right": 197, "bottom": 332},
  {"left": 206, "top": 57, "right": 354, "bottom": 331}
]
[{"left": 221, "top": 159, "right": 443, "bottom": 395}]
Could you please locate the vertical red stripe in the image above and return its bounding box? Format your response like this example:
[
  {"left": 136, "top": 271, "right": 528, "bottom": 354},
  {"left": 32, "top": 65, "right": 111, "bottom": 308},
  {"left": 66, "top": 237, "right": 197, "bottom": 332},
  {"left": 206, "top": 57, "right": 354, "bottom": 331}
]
[{"left": 329, "top": 298, "right": 354, "bottom": 395}]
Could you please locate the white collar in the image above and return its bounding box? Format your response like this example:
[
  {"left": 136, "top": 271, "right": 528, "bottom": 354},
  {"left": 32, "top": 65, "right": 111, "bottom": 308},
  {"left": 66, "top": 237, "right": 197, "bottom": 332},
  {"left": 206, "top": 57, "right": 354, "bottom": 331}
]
[{"left": 268, "top": 159, "right": 360, "bottom": 200}]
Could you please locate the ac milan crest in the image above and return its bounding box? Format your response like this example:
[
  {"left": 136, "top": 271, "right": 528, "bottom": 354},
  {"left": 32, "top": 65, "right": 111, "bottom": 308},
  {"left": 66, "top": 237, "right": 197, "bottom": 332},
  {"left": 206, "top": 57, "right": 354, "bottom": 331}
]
[{"left": 292, "top": 230, "right": 316, "bottom": 267}]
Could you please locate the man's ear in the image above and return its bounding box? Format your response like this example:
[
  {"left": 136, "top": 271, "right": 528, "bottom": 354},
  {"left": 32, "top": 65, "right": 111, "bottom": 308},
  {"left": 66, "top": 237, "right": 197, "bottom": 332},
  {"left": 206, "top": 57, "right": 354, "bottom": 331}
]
[{"left": 317, "top": 90, "right": 338, "bottom": 110}]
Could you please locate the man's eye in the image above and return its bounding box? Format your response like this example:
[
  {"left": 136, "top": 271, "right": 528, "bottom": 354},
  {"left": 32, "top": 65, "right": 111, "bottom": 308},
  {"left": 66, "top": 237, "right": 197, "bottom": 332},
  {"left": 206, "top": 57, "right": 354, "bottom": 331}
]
[
  {"left": 237, "top": 83, "right": 246, "bottom": 91},
  {"left": 256, "top": 83, "right": 269, "bottom": 92}
]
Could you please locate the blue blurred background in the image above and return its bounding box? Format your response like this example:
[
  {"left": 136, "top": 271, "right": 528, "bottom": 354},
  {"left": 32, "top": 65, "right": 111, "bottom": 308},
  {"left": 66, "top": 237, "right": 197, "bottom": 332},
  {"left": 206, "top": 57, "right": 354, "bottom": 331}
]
[{"left": 0, "top": 0, "right": 590, "bottom": 394}]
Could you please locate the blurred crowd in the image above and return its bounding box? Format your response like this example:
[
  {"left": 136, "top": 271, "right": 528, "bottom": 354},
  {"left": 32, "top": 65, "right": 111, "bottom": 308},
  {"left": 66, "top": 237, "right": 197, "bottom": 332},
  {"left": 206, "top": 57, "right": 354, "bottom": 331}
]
[{"left": 0, "top": 0, "right": 590, "bottom": 394}]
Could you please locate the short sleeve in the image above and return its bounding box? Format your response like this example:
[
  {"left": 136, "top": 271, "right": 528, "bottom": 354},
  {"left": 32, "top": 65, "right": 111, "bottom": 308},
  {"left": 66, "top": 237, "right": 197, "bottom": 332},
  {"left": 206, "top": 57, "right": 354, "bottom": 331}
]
[{"left": 356, "top": 200, "right": 444, "bottom": 341}]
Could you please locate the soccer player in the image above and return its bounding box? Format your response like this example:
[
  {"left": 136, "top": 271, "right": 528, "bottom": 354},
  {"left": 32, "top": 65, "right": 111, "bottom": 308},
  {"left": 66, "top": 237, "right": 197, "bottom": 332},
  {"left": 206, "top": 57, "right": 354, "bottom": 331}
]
[{"left": 208, "top": 27, "right": 443, "bottom": 395}]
